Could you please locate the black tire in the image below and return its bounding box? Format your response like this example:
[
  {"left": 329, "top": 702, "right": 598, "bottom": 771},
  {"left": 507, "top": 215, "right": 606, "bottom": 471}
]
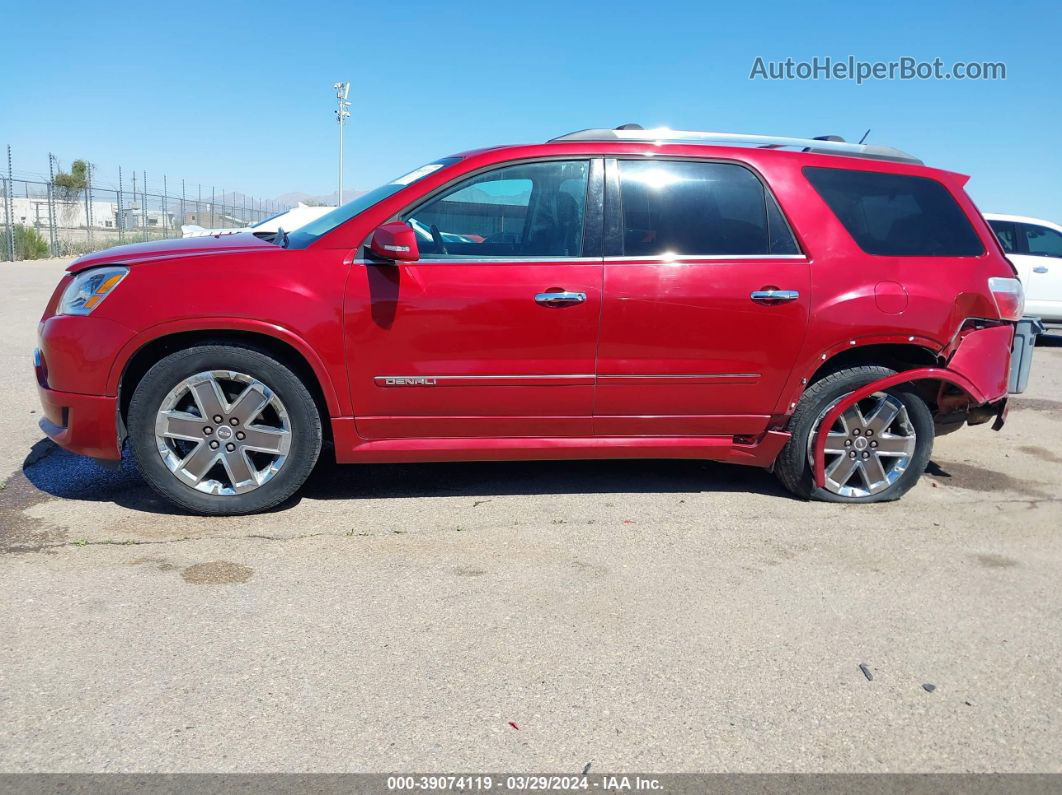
[
  {"left": 127, "top": 344, "right": 322, "bottom": 515},
  {"left": 774, "top": 366, "right": 934, "bottom": 503}
]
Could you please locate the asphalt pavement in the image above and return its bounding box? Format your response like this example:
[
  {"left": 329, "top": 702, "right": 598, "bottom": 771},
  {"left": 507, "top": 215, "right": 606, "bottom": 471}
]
[{"left": 1, "top": 258, "right": 1060, "bottom": 772}]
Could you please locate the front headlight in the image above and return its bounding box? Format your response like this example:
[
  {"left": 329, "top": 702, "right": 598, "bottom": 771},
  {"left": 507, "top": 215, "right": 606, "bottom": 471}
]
[{"left": 58, "top": 266, "right": 129, "bottom": 316}]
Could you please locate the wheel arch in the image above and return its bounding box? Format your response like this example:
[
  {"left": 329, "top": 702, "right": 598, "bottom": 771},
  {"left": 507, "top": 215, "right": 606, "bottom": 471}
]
[
  {"left": 114, "top": 325, "right": 340, "bottom": 442},
  {"left": 792, "top": 341, "right": 944, "bottom": 414},
  {"left": 807, "top": 342, "right": 940, "bottom": 385},
  {"left": 810, "top": 366, "right": 989, "bottom": 489}
]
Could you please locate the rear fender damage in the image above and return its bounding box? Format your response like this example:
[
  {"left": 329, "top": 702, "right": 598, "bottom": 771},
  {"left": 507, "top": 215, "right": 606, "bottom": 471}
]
[{"left": 811, "top": 325, "right": 1013, "bottom": 489}]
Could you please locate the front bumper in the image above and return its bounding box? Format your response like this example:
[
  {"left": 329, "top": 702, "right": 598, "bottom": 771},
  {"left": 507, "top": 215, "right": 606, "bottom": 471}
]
[
  {"left": 33, "top": 312, "right": 134, "bottom": 462},
  {"left": 37, "top": 383, "right": 122, "bottom": 461}
]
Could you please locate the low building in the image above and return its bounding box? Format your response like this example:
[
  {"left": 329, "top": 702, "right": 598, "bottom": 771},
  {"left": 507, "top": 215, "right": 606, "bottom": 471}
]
[{"left": 4, "top": 196, "right": 120, "bottom": 229}]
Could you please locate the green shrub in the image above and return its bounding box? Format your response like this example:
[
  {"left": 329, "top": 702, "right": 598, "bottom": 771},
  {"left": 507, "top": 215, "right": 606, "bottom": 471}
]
[{"left": 4, "top": 225, "right": 50, "bottom": 260}]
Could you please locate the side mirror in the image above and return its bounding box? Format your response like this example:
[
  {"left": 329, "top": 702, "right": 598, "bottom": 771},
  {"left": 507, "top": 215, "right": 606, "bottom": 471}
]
[{"left": 369, "top": 222, "right": 419, "bottom": 262}]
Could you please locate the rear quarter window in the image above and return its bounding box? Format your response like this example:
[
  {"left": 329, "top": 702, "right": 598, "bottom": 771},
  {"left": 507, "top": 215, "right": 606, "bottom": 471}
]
[
  {"left": 804, "top": 167, "right": 984, "bottom": 257},
  {"left": 987, "top": 219, "right": 1018, "bottom": 253}
]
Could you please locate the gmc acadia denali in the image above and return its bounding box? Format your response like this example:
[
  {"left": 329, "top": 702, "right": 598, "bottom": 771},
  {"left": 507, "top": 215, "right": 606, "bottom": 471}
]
[{"left": 35, "top": 125, "right": 1027, "bottom": 514}]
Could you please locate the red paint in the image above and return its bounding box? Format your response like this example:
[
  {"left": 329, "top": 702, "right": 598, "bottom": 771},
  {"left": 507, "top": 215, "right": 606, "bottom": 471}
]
[
  {"left": 812, "top": 325, "right": 1013, "bottom": 488},
  {"left": 37, "top": 386, "right": 122, "bottom": 460},
  {"left": 369, "top": 222, "right": 419, "bottom": 262},
  {"left": 108, "top": 317, "right": 346, "bottom": 416},
  {"left": 946, "top": 324, "right": 1013, "bottom": 401},
  {"left": 346, "top": 259, "right": 602, "bottom": 439},
  {"left": 597, "top": 257, "right": 808, "bottom": 435},
  {"left": 326, "top": 426, "right": 792, "bottom": 467},
  {"left": 35, "top": 138, "right": 1017, "bottom": 484},
  {"left": 873, "top": 281, "right": 909, "bottom": 315}
]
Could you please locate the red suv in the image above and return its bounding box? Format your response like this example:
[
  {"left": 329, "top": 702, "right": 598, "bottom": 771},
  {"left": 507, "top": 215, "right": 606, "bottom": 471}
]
[{"left": 35, "top": 126, "right": 1026, "bottom": 514}]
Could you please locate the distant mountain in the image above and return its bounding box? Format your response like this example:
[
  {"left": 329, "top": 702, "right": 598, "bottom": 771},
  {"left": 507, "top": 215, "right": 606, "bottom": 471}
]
[
  {"left": 273, "top": 191, "right": 315, "bottom": 206},
  {"left": 274, "top": 188, "right": 366, "bottom": 207},
  {"left": 191, "top": 190, "right": 268, "bottom": 209}
]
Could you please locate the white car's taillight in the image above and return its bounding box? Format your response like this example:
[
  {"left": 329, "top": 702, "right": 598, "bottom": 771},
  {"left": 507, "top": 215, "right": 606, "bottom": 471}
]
[{"left": 988, "top": 277, "right": 1024, "bottom": 321}]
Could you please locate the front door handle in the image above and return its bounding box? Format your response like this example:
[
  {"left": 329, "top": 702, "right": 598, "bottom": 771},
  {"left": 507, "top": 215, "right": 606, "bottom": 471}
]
[
  {"left": 750, "top": 289, "right": 800, "bottom": 303},
  {"left": 1033, "top": 266, "right": 1049, "bottom": 274},
  {"left": 535, "top": 291, "right": 587, "bottom": 307}
]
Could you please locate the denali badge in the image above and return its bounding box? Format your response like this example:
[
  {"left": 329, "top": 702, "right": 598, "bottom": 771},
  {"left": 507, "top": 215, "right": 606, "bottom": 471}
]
[{"left": 381, "top": 376, "right": 438, "bottom": 386}]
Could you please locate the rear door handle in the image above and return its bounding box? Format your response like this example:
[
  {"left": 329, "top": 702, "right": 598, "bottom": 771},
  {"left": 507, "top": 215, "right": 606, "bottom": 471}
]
[
  {"left": 535, "top": 291, "right": 587, "bottom": 306},
  {"left": 1033, "top": 266, "right": 1049, "bottom": 274},
  {"left": 750, "top": 289, "right": 800, "bottom": 303}
]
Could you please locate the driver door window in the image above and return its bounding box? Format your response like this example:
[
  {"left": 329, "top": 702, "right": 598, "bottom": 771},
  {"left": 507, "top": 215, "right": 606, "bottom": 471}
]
[
  {"left": 405, "top": 160, "right": 590, "bottom": 258},
  {"left": 1019, "top": 223, "right": 1062, "bottom": 258}
]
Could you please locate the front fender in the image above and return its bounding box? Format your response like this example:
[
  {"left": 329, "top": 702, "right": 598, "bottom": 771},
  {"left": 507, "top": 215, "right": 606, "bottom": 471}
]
[{"left": 107, "top": 317, "right": 346, "bottom": 417}]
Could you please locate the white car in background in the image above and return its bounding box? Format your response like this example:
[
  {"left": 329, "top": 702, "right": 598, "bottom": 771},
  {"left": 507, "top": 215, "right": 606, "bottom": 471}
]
[
  {"left": 985, "top": 213, "right": 1062, "bottom": 322},
  {"left": 181, "top": 202, "right": 336, "bottom": 238}
]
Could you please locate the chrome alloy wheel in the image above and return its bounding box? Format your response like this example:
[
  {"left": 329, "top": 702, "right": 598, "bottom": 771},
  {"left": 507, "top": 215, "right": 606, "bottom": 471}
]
[
  {"left": 806, "top": 391, "right": 918, "bottom": 498},
  {"left": 154, "top": 370, "right": 292, "bottom": 496}
]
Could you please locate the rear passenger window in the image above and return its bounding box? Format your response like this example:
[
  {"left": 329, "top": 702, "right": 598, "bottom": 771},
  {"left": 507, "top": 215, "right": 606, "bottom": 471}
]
[
  {"left": 988, "top": 220, "right": 1018, "bottom": 253},
  {"left": 617, "top": 160, "right": 798, "bottom": 256},
  {"left": 804, "top": 167, "right": 984, "bottom": 256}
]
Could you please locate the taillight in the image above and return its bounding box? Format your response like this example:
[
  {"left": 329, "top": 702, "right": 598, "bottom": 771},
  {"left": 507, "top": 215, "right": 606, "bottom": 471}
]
[{"left": 988, "top": 277, "right": 1024, "bottom": 321}]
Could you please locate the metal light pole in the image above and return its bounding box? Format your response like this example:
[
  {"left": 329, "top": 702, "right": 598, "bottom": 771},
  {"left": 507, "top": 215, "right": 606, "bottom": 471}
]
[{"left": 333, "top": 81, "right": 351, "bottom": 204}]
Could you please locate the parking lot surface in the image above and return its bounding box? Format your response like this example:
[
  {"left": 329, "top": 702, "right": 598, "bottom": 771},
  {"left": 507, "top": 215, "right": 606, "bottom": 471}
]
[{"left": 1, "top": 258, "right": 1060, "bottom": 772}]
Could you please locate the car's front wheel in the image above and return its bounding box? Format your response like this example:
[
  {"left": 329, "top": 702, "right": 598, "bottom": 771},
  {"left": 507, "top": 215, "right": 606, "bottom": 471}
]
[
  {"left": 774, "top": 366, "right": 934, "bottom": 503},
  {"left": 127, "top": 344, "right": 322, "bottom": 515}
]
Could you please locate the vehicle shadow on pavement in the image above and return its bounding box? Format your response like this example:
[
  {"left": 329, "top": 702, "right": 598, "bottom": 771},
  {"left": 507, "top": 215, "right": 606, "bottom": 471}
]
[
  {"left": 16, "top": 438, "right": 793, "bottom": 515},
  {"left": 17, "top": 439, "right": 185, "bottom": 516},
  {"left": 298, "top": 454, "right": 792, "bottom": 501}
]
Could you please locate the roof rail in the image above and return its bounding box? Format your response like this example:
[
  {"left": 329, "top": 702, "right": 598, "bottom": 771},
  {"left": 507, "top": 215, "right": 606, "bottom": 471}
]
[{"left": 549, "top": 126, "right": 923, "bottom": 165}]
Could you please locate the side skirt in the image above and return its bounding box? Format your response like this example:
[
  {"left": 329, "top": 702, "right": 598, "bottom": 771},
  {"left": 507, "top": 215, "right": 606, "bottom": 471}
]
[{"left": 329, "top": 418, "right": 789, "bottom": 468}]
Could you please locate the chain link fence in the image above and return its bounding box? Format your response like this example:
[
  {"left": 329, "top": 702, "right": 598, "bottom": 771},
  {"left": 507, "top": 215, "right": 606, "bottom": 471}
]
[{"left": 1, "top": 147, "right": 287, "bottom": 261}]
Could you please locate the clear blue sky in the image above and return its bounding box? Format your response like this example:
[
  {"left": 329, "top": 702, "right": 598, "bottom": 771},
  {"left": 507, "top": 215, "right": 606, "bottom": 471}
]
[{"left": 2, "top": 0, "right": 1060, "bottom": 218}]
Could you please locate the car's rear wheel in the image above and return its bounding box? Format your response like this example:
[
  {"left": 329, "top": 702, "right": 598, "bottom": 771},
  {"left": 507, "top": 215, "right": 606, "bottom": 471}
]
[
  {"left": 128, "top": 344, "right": 322, "bottom": 515},
  {"left": 774, "top": 366, "right": 933, "bottom": 503}
]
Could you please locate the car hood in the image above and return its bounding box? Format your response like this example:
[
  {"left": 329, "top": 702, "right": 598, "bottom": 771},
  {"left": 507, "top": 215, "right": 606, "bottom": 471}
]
[{"left": 67, "top": 232, "right": 279, "bottom": 273}]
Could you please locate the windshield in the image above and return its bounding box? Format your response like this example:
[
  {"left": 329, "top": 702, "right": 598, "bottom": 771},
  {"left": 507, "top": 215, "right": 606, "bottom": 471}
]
[{"left": 286, "top": 157, "right": 461, "bottom": 248}]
